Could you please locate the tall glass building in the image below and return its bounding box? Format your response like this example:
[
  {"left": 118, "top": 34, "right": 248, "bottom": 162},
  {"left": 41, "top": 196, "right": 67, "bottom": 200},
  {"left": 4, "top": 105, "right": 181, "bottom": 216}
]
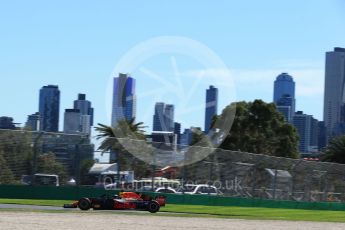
[
  {"left": 276, "top": 94, "right": 295, "bottom": 122},
  {"left": 323, "top": 47, "right": 345, "bottom": 139},
  {"left": 153, "top": 102, "right": 165, "bottom": 131},
  {"left": 174, "top": 122, "right": 181, "bottom": 144},
  {"left": 273, "top": 73, "right": 295, "bottom": 103},
  {"left": 73, "top": 94, "right": 94, "bottom": 134},
  {"left": 293, "top": 111, "right": 312, "bottom": 153},
  {"left": 111, "top": 73, "right": 136, "bottom": 126},
  {"left": 273, "top": 73, "right": 295, "bottom": 122},
  {"left": 164, "top": 104, "right": 174, "bottom": 131},
  {"left": 63, "top": 109, "right": 81, "bottom": 134},
  {"left": 74, "top": 94, "right": 94, "bottom": 126},
  {"left": 204, "top": 85, "right": 218, "bottom": 133},
  {"left": 39, "top": 85, "right": 60, "bottom": 132},
  {"left": 152, "top": 102, "right": 174, "bottom": 132}
]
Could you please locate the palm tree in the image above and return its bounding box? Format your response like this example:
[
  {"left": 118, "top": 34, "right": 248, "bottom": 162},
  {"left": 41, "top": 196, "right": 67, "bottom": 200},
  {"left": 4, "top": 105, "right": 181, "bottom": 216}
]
[
  {"left": 322, "top": 136, "right": 345, "bottom": 164},
  {"left": 95, "top": 118, "right": 146, "bottom": 152},
  {"left": 95, "top": 118, "right": 147, "bottom": 182}
]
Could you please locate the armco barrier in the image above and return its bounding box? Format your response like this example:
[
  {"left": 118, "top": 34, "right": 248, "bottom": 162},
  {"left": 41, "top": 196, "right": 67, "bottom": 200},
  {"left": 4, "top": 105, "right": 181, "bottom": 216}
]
[{"left": 1, "top": 185, "right": 345, "bottom": 211}]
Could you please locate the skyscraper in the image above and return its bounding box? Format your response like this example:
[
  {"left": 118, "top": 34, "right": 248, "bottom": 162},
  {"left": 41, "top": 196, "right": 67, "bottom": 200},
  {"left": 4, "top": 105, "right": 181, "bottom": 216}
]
[
  {"left": 310, "top": 117, "right": 319, "bottom": 152},
  {"left": 276, "top": 106, "right": 291, "bottom": 122},
  {"left": 273, "top": 73, "right": 295, "bottom": 121},
  {"left": 153, "top": 102, "right": 165, "bottom": 131},
  {"left": 152, "top": 102, "right": 174, "bottom": 132},
  {"left": 74, "top": 94, "right": 94, "bottom": 134},
  {"left": 174, "top": 122, "right": 181, "bottom": 145},
  {"left": 164, "top": 104, "right": 174, "bottom": 131},
  {"left": 323, "top": 47, "right": 345, "bottom": 139},
  {"left": 80, "top": 115, "right": 91, "bottom": 134},
  {"left": 276, "top": 94, "right": 295, "bottom": 122},
  {"left": 204, "top": 85, "right": 218, "bottom": 133},
  {"left": 63, "top": 94, "right": 94, "bottom": 135},
  {"left": 293, "top": 111, "right": 312, "bottom": 153},
  {"left": 273, "top": 73, "right": 295, "bottom": 103},
  {"left": 111, "top": 73, "right": 136, "bottom": 126},
  {"left": 318, "top": 121, "right": 327, "bottom": 150},
  {"left": 39, "top": 85, "right": 60, "bottom": 132},
  {"left": 63, "top": 109, "right": 81, "bottom": 134}
]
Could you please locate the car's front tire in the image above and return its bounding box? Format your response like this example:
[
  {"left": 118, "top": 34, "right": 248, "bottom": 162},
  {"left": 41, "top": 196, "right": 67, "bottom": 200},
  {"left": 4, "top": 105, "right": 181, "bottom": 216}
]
[
  {"left": 78, "top": 198, "right": 91, "bottom": 211},
  {"left": 147, "top": 201, "right": 160, "bottom": 213}
]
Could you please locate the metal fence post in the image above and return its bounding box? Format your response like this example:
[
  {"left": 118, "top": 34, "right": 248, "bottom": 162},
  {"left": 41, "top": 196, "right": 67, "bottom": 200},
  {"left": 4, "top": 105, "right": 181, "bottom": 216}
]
[
  {"left": 272, "top": 168, "right": 278, "bottom": 200},
  {"left": 151, "top": 150, "right": 156, "bottom": 192},
  {"left": 31, "top": 131, "right": 44, "bottom": 186},
  {"left": 75, "top": 136, "right": 87, "bottom": 186}
]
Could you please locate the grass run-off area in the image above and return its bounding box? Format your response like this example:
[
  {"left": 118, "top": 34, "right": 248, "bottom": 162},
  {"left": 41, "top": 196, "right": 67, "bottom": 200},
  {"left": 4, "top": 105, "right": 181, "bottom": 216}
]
[{"left": 1, "top": 199, "right": 345, "bottom": 222}]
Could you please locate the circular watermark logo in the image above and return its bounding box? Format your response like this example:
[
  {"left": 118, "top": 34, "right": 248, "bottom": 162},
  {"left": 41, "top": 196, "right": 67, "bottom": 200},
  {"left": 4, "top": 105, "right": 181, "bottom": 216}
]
[{"left": 105, "top": 36, "right": 236, "bottom": 167}]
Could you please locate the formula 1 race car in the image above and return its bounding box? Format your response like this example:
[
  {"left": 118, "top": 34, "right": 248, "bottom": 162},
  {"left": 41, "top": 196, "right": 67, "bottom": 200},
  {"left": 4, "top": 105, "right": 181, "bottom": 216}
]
[{"left": 63, "top": 192, "right": 166, "bottom": 213}]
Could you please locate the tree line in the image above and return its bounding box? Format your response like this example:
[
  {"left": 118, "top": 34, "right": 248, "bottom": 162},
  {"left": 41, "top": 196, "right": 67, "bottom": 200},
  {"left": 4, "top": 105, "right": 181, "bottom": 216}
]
[{"left": 0, "top": 131, "right": 69, "bottom": 184}]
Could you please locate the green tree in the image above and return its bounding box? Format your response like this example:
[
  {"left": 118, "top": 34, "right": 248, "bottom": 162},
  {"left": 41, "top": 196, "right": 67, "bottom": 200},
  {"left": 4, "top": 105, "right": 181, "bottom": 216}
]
[
  {"left": 215, "top": 100, "right": 299, "bottom": 158},
  {"left": 0, "top": 130, "right": 33, "bottom": 181},
  {"left": 96, "top": 118, "right": 145, "bottom": 148},
  {"left": 190, "top": 127, "right": 205, "bottom": 146},
  {"left": 321, "top": 136, "right": 345, "bottom": 163},
  {"left": 0, "top": 150, "right": 15, "bottom": 184},
  {"left": 79, "top": 159, "right": 95, "bottom": 185},
  {"left": 37, "top": 153, "right": 67, "bottom": 184},
  {"left": 95, "top": 118, "right": 149, "bottom": 179}
]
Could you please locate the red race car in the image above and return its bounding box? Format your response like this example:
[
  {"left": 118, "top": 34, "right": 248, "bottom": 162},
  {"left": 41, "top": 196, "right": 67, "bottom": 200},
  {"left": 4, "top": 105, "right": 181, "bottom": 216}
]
[{"left": 63, "top": 192, "right": 166, "bottom": 213}]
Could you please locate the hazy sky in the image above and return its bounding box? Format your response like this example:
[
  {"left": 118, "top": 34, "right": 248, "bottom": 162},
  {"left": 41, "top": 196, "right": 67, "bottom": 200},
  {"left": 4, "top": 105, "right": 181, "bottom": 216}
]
[{"left": 1, "top": 0, "right": 345, "bottom": 136}]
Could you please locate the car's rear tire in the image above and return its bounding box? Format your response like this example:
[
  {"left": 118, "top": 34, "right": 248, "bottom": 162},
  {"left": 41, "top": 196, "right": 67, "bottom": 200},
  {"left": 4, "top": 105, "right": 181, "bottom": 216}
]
[
  {"left": 147, "top": 201, "right": 160, "bottom": 213},
  {"left": 78, "top": 198, "right": 91, "bottom": 211}
]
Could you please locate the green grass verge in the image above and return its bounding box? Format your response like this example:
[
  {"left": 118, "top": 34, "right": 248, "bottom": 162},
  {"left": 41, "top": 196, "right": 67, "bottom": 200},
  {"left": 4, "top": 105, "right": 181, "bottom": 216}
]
[
  {"left": 0, "top": 199, "right": 69, "bottom": 207},
  {"left": 1, "top": 199, "right": 345, "bottom": 222},
  {"left": 160, "top": 204, "right": 345, "bottom": 222}
]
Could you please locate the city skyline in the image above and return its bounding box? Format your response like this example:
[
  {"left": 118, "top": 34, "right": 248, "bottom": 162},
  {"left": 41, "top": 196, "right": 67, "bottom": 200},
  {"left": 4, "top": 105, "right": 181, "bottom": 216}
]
[
  {"left": 0, "top": 56, "right": 341, "bottom": 133},
  {"left": 1, "top": 1, "right": 344, "bottom": 133},
  {"left": 4, "top": 49, "right": 336, "bottom": 156}
]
